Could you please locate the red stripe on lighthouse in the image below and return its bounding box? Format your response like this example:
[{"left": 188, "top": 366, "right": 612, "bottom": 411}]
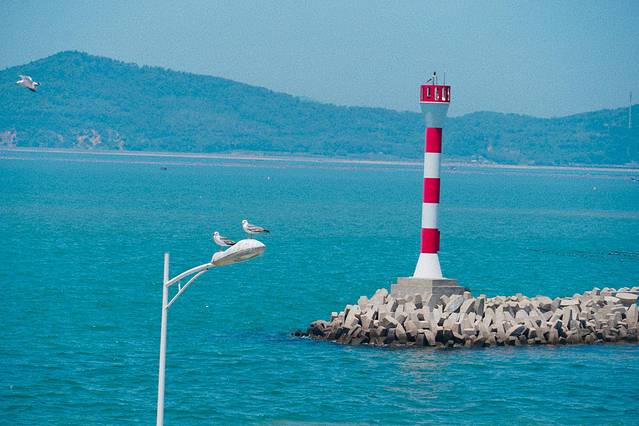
[
  {"left": 425, "top": 128, "right": 442, "bottom": 153},
  {"left": 423, "top": 178, "right": 440, "bottom": 203},
  {"left": 421, "top": 228, "right": 440, "bottom": 253}
]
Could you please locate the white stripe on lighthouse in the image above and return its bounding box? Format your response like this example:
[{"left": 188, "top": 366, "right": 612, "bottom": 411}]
[
  {"left": 421, "top": 203, "right": 439, "bottom": 228},
  {"left": 423, "top": 152, "right": 441, "bottom": 178}
]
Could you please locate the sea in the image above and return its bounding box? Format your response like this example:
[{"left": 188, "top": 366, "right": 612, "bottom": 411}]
[{"left": 1, "top": 150, "right": 638, "bottom": 425}]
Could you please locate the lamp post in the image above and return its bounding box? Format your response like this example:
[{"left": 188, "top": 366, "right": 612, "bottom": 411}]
[{"left": 156, "top": 239, "right": 266, "bottom": 426}]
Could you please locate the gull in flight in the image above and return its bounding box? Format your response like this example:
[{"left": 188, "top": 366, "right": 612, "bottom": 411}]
[
  {"left": 242, "top": 219, "right": 270, "bottom": 238},
  {"left": 212, "top": 231, "right": 236, "bottom": 247},
  {"left": 16, "top": 75, "right": 40, "bottom": 92}
]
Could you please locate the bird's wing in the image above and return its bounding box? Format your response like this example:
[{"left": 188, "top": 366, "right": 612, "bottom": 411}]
[
  {"left": 22, "top": 76, "right": 33, "bottom": 83},
  {"left": 248, "top": 225, "right": 266, "bottom": 232},
  {"left": 222, "top": 237, "right": 236, "bottom": 245}
]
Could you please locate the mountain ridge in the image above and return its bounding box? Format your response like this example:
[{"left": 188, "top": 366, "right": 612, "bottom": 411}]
[{"left": 1, "top": 51, "right": 636, "bottom": 165}]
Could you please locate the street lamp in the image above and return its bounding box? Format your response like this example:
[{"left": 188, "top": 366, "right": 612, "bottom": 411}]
[{"left": 156, "top": 239, "right": 266, "bottom": 426}]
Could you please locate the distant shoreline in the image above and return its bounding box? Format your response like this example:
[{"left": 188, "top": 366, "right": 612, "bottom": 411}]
[{"left": 2, "top": 147, "right": 638, "bottom": 174}]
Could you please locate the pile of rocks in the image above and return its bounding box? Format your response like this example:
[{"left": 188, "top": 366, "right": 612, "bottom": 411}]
[{"left": 303, "top": 287, "right": 639, "bottom": 348}]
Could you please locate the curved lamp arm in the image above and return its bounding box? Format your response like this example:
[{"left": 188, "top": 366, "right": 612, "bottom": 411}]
[{"left": 166, "top": 269, "right": 210, "bottom": 309}]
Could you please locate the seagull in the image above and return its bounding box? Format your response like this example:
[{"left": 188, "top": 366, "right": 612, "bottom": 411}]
[
  {"left": 212, "top": 231, "right": 236, "bottom": 247},
  {"left": 242, "top": 219, "right": 270, "bottom": 238},
  {"left": 16, "top": 75, "right": 40, "bottom": 92}
]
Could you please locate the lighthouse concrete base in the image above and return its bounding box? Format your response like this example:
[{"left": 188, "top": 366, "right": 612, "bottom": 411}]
[{"left": 391, "top": 277, "right": 466, "bottom": 309}]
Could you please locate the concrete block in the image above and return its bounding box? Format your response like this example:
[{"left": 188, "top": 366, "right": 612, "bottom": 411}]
[
  {"left": 506, "top": 324, "right": 526, "bottom": 337},
  {"left": 515, "top": 310, "right": 529, "bottom": 323},
  {"left": 358, "top": 296, "right": 370, "bottom": 309},
  {"left": 459, "top": 298, "right": 475, "bottom": 314},
  {"left": 386, "top": 297, "right": 398, "bottom": 313},
  {"left": 343, "top": 306, "right": 360, "bottom": 329},
  {"left": 414, "top": 294, "right": 423, "bottom": 309},
  {"left": 416, "top": 320, "right": 430, "bottom": 330},
  {"left": 617, "top": 292, "right": 638, "bottom": 307},
  {"left": 380, "top": 315, "right": 398, "bottom": 328},
  {"left": 369, "top": 288, "right": 388, "bottom": 305},
  {"left": 627, "top": 304, "right": 638, "bottom": 327},
  {"left": 424, "top": 329, "right": 437, "bottom": 346},
  {"left": 605, "top": 296, "right": 620, "bottom": 305},
  {"left": 395, "top": 311, "right": 408, "bottom": 325},
  {"left": 361, "top": 312, "right": 374, "bottom": 331},
  {"left": 404, "top": 320, "right": 419, "bottom": 338},
  {"left": 404, "top": 301, "right": 417, "bottom": 312},
  {"left": 432, "top": 307, "right": 442, "bottom": 324},
  {"left": 445, "top": 294, "right": 465, "bottom": 314},
  {"left": 475, "top": 296, "right": 486, "bottom": 316},
  {"left": 390, "top": 277, "right": 465, "bottom": 309},
  {"left": 395, "top": 323, "right": 407, "bottom": 343}
]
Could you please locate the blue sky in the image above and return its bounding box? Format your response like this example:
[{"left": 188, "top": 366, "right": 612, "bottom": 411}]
[{"left": 2, "top": 1, "right": 637, "bottom": 117}]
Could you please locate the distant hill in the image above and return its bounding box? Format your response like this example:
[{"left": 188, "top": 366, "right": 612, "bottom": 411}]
[{"left": 0, "top": 51, "right": 637, "bottom": 165}]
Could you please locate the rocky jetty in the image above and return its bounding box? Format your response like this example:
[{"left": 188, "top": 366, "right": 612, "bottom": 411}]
[{"left": 303, "top": 287, "right": 639, "bottom": 348}]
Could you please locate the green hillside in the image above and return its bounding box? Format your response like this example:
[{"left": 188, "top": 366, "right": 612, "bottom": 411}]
[{"left": 0, "top": 51, "right": 637, "bottom": 165}]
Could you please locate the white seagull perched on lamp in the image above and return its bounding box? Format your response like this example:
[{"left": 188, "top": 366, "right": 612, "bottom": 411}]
[
  {"left": 212, "top": 231, "right": 236, "bottom": 248},
  {"left": 16, "top": 75, "right": 40, "bottom": 92},
  {"left": 242, "top": 219, "right": 270, "bottom": 238}
]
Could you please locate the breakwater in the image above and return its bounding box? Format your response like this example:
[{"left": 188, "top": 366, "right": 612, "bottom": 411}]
[{"left": 303, "top": 287, "right": 639, "bottom": 348}]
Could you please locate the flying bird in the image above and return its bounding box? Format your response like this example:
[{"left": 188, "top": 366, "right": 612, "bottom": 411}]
[
  {"left": 212, "top": 231, "right": 236, "bottom": 247},
  {"left": 242, "top": 219, "right": 270, "bottom": 238},
  {"left": 16, "top": 75, "right": 40, "bottom": 92}
]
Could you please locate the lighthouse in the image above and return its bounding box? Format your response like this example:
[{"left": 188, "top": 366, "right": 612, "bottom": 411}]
[
  {"left": 390, "top": 73, "right": 464, "bottom": 305},
  {"left": 415, "top": 77, "right": 450, "bottom": 278}
]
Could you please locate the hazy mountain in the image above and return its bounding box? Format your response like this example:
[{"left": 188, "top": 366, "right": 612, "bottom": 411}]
[{"left": 1, "top": 51, "right": 637, "bottom": 165}]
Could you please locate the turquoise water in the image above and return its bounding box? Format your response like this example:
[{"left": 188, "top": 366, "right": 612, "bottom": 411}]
[{"left": 1, "top": 151, "right": 638, "bottom": 425}]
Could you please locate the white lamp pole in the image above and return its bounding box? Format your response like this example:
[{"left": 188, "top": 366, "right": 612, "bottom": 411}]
[{"left": 156, "top": 239, "right": 266, "bottom": 426}]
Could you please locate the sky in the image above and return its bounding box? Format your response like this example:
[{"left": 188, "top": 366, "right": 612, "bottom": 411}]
[{"left": 1, "top": 1, "right": 638, "bottom": 117}]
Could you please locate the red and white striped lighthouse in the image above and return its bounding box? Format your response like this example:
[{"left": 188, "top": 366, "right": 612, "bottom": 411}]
[{"left": 414, "top": 78, "right": 451, "bottom": 279}]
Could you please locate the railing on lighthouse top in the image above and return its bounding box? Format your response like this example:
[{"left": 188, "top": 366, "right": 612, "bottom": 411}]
[{"left": 420, "top": 85, "right": 451, "bottom": 103}]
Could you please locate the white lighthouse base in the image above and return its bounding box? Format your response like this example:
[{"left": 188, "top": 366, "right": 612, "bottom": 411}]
[
  {"left": 413, "top": 253, "right": 443, "bottom": 279},
  {"left": 390, "top": 277, "right": 465, "bottom": 309}
]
